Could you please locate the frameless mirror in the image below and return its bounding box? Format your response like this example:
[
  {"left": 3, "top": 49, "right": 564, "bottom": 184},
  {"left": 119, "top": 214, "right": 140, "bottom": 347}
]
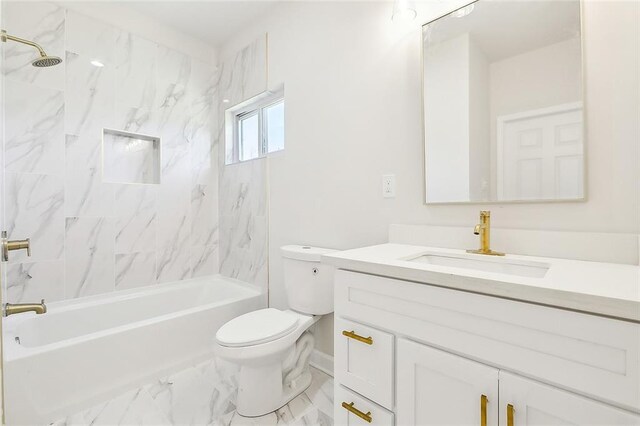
[{"left": 423, "top": 0, "right": 584, "bottom": 204}]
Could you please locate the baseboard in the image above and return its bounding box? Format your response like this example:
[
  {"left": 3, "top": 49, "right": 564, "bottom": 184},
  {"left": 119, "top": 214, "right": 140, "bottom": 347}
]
[{"left": 309, "top": 349, "right": 334, "bottom": 377}]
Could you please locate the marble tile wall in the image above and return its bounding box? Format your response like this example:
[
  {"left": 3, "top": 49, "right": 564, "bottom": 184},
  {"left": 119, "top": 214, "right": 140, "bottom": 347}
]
[
  {"left": 216, "top": 36, "right": 270, "bottom": 293},
  {"left": 2, "top": 2, "right": 218, "bottom": 303}
]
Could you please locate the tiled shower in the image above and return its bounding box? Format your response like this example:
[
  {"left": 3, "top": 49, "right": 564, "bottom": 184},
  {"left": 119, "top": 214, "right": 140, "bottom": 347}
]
[{"left": 2, "top": 2, "right": 269, "bottom": 304}]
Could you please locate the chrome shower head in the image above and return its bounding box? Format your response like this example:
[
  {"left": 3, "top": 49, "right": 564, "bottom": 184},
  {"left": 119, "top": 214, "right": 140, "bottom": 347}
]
[
  {"left": 32, "top": 55, "right": 63, "bottom": 68},
  {"left": 1, "top": 29, "right": 63, "bottom": 68}
]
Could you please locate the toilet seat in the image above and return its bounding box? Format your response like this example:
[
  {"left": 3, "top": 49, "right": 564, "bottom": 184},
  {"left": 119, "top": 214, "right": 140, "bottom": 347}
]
[{"left": 216, "top": 308, "right": 299, "bottom": 347}]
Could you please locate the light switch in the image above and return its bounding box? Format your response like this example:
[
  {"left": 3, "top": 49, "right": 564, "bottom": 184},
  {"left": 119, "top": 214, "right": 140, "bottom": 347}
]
[{"left": 382, "top": 174, "right": 396, "bottom": 198}]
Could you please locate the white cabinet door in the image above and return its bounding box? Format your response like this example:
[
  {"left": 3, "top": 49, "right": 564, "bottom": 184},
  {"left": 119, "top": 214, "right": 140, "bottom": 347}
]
[
  {"left": 499, "top": 372, "right": 640, "bottom": 426},
  {"left": 397, "top": 339, "right": 499, "bottom": 426}
]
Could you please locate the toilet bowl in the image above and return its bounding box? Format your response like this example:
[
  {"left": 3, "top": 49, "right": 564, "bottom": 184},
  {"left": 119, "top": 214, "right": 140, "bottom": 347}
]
[{"left": 214, "top": 245, "right": 336, "bottom": 417}]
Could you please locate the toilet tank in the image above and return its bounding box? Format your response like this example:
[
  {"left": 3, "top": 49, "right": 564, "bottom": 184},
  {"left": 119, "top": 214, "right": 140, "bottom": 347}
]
[{"left": 281, "top": 245, "right": 337, "bottom": 315}]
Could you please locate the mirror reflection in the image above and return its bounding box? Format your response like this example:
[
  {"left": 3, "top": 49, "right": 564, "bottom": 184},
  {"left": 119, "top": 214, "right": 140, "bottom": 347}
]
[{"left": 423, "top": 0, "right": 584, "bottom": 204}]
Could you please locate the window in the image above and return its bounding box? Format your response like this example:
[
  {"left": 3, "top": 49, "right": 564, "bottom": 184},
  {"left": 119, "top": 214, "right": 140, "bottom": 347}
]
[
  {"left": 226, "top": 93, "right": 284, "bottom": 164},
  {"left": 238, "top": 111, "right": 260, "bottom": 161}
]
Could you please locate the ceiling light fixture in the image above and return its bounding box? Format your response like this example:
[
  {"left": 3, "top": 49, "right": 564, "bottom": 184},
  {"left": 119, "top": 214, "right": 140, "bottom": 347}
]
[
  {"left": 222, "top": 99, "right": 230, "bottom": 104},
  {"left": 90, "top": 60, "right": 104, "bottom": 67},
  {"left": 392, "top": 0, "right": 417, "bottom": 22},
  {"left": 451, "top": 4, "right": 475, "bottom": 18}
]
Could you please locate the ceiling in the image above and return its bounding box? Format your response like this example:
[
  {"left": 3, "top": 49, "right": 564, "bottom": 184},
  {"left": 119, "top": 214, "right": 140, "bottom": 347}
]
[
  {"left": 112, "top": 1, "right": 279, "bottom": 47},
  {"left": 424, "top": 1, "right": 581, "bottom": 62}
]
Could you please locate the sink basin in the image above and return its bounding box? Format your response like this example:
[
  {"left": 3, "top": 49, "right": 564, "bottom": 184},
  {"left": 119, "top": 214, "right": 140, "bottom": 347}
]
[{"left": 406, "top": 252, "right": 549, "bottom": 278}]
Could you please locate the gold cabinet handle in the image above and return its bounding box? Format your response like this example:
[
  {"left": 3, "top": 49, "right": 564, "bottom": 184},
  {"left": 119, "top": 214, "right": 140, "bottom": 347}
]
[
  {"left": 342, "top": 330, "right": 373, "bottom": 345},
  {"left": 507, "top": 403, "right": 515, "bottom": 426},
  {"left": 342, "top": 402, "right": 372, "bottom": 423},
  {"left": 480, "top": 395, "right": 488, "bottom": 426}
]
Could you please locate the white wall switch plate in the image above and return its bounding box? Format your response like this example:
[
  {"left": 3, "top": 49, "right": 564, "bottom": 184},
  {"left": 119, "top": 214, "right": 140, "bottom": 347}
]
[{"left": 382, "top": 174, "right": 396, "bottom": 198}]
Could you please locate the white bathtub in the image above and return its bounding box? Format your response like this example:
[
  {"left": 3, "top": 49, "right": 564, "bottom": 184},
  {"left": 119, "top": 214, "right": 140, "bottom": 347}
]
[{"left": 3, "top": 275, "right": 265, "bottom": 425}]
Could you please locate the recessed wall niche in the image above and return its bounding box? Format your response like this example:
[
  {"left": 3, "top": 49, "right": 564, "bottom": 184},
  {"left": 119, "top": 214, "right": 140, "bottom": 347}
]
[{"left": 103, "top": 129, "right": 160, "bottom": 184}]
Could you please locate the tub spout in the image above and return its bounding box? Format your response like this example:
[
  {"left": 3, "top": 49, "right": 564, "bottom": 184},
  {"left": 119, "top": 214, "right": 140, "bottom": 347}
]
[{"left": 4, "top": 299, "right": 46, "bottom": 316}]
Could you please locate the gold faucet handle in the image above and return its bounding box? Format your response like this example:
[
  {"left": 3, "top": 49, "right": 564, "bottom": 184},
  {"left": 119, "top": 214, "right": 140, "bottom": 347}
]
[
  {"left": 8, "top": 238, "right": 30, "bottom": 255},
  {"left": 1, "top": 231, "right": 31, "bottom": 261}
]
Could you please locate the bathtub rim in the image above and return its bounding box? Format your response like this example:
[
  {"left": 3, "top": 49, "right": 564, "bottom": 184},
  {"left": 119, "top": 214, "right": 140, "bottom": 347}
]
[{"left": 3, "top": 274, "right": 264, "bottom": 359}]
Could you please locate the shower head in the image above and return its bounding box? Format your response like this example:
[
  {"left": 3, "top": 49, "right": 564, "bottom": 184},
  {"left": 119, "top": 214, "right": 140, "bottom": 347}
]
[
  {"left": 32, "top": 55, "right": 63, "bottom": 68},
  {"left": 1, "top": 29, "right": 63, "bottom": 68}
]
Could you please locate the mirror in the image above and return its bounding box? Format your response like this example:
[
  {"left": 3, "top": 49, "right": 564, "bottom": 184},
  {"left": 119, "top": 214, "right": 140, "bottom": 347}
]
[{"left": 423, "top": 0, "right": 584, "bottom": 204}]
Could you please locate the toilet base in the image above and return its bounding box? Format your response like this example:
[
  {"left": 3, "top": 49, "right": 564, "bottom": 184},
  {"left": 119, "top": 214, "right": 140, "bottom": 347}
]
[
  {"left": 215, "top": 312, "right": 320, "bottom": 418},
  {"left": 236, "top": 365, "right": 312, "bottom": 417}
]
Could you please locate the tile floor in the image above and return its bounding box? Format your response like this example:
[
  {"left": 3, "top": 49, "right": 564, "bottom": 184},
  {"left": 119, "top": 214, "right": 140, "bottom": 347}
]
[{"left": 51, "top": 358, "right": 333, "bottom": 426}]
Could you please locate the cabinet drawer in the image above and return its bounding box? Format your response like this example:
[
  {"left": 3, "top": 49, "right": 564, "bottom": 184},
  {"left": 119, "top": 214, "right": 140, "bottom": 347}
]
[
  {"left": 335, "top": 385, "right": 394, "bottom": 426},
  {"left": 335, "top": 270, "right": 640, "bottom": 412},
  {"left": 335, "top": 317, "right": 394, "bottom": 409}
]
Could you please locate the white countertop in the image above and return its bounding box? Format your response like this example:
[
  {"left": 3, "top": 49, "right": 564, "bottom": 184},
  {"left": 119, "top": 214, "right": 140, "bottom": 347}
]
[{"left": 322, "top": 243, "right": 640, "bottom": 322}]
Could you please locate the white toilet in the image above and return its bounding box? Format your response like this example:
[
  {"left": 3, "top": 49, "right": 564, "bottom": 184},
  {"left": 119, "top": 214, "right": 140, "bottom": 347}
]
[{"left": 215, "top": 245, "right": 336, "bottom": 417}]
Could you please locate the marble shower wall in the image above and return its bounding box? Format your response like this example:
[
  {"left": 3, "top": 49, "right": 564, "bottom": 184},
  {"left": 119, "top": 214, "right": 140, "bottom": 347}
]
[
  {"left": 216, "top": 36, "right": 269, "bottom": 293},
  {"left": 2, "top": 2, "right": 218, "bottom": 303}
]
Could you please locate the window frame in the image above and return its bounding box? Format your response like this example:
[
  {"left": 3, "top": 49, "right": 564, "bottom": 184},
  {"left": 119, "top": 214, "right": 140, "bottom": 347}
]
[{"left": 230, "top": 94, "right": 284, "bottom": 165}]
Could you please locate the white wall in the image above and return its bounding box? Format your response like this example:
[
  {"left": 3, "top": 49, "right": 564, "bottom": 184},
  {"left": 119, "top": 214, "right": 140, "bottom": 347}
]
[
  {"left": 219, "top": 0, "right": 639, "bottom": 355},
  {"left": 424, "top": 33, "right": 470, "bottom": 202},
  {"left": 468, "top": 36, "right": 490, "bottom": 201}
]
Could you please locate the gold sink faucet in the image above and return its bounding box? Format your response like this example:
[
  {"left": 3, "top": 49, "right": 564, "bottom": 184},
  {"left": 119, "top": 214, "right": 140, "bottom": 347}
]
[
  {"left": 467, "top": 211, "right": 504, "bottom": 256},
  {"left": 4, "top": 299, "right": 46, "bottom": 317}
]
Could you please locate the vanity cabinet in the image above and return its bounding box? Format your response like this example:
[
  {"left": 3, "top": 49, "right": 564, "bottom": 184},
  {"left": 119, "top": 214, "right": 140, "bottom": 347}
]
[
  {"left": 396, "top": 339, "right": 639, "bottom": 426},
  {"left": 498, "top": 371, "right": 640, "bottom": 426},
  {"left": 333, "top": 270, "right": 640, "bottom": 425},
  {"left": 396, "top": 339, "right": 499, "bottom": 426}
]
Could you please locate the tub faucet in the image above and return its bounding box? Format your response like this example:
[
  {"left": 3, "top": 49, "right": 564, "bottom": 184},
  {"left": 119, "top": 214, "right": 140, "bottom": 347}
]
[
  {"left": 467, "top": 211, "right": 504, "bottom": 256},
  {"left": 4, "top": 299, "right": 46, "bottom": 317}
]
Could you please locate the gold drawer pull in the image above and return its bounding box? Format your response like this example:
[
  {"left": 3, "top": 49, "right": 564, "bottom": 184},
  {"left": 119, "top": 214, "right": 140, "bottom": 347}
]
[
  {"left": 480, "top": 395, "right": 488, "bottom": 426},
  {"left": 342, "top": 330, "right": 373, "bottom": 345},
  {"left": 342, "top": 401, "right": 372, "bottom": 423},
  {"left": 507, "top": 403, "right": 515, "bottom": 426}
]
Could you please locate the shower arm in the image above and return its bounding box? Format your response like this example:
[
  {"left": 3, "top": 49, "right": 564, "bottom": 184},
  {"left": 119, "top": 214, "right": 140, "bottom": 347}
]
[{"left": 1, "top": 30, "right": 47, "bottom": 57}]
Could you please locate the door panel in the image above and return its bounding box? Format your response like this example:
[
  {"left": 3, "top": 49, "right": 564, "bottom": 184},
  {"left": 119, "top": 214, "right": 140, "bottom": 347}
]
[
  {"left": 397, "top": 338, "right": 499, "bottom": 426},
  {"left": 499, "top": 103, "right": 583, "bottom": 200}
]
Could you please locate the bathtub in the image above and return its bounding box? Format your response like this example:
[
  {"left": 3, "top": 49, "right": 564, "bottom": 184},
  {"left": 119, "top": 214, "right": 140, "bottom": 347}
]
[{"left": 3, "top": 275, "right": 265, "bottom": 425}]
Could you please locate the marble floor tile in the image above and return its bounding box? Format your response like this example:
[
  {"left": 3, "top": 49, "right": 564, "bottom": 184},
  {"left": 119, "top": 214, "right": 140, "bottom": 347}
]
[
  {"left": 52, "top": 360, "right": 334, "bottom": 426},
  {"left": 52, "top": 387, "right": 171, "bottom": 426}
]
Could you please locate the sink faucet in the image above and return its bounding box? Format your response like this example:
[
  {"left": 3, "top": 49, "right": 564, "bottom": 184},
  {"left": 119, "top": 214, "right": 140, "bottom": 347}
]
[
  {"left": 467, "top": 211, "right": 504, "bottom": 256},
  {"left": 4, "top": 299, "right": 47, "bottom": 317}
]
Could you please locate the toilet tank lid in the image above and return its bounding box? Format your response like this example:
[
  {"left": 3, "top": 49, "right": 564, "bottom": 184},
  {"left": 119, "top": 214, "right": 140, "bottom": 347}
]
[{"left": 281, "top": 245, "right": 337, "bottom": 261}]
